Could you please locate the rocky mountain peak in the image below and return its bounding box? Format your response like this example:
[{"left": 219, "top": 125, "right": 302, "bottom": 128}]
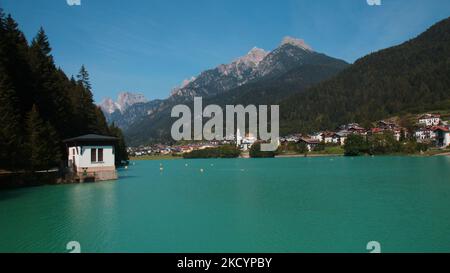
[
  {"left": 170, "top": 77, "right": 196, "bottom": 96},
  {"left": 117, "top": 92, "right": 148, "bottom": 111},
  {"left": 99, "top": 97, "right": 120, "bottom": 114},
  {"left": 237, "top": 47, "right": 268, "bottom": 65},
  {"left": 280, "top": 36, "right": 313, "bottom": 51},
  {"left": 100, "top": 92, "right": 148, "bottom": 114}
]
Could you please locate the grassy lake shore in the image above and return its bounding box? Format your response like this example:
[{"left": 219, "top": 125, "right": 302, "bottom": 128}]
[
  {"left": 130, "top": 148, "right": 450, "bottom": 161},
  {"left": 130, "top": 154, "right": 182, "bottom": 161}
]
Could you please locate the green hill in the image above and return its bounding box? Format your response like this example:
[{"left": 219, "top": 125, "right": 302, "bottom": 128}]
[{"left": 279, "top": 16, "right": 450, "bottom": 134}]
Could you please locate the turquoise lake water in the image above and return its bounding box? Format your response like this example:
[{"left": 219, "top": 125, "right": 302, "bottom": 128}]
[{"left": 1, "top": 156, "right": 450, "bottom": 253}]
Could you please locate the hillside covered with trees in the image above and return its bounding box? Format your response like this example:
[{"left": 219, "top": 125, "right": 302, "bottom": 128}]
[
  {"left": 0, "top": 9, "right": 128, "bottom": 172},
  {"left": 280, "top": 16, "right": 450, "bottom": 134}
]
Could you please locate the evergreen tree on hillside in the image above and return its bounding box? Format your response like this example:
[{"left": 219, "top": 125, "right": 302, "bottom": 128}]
[
  {"left": 26, "top": 105, "right": 62, "bottom": 171},
  {"left": 77, "top": 65, "right": 92, "bottom": 91},
  {"left": 74, "top": 65, "right": 101, "bottom": 133},
  {"left": 31, "top": 27, "right": 51, "bottom": 56},
  {"left": 0, "top": 12, "right": 127, "bottom": 176},
  {"left": 0, "top": 14, "right": 34, "bottom": 118},
  {"left": 0, "top": 76, "right": 24, "bottom": 170},
  {"left": 109, "top": 123, "right": 129, "bottom": 165},
  {"left": 4, "top": 15, "right": 28, "bottom": 47},
  {"left": 94, "top": 106, "right": 110, "bottom": 135},
  {"left": 279, "top": 17, "right": 450, "bottom": 135},
  {"left": 29, "top": 28, "right": 74, "bottom": 139},
  {"left": 0, "top": 8, "right": 5, "bottom": 30}
]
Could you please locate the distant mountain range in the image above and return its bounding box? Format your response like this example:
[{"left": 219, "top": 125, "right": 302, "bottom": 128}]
[
  {"left": 101, "top": 17, "right": 450, "bottom": 146},
  {"left": 169, "top": 37, "right": 320, "bottom": 99},
  {"left": 100, "top": 37, "right": 349, "bottom": 145}
]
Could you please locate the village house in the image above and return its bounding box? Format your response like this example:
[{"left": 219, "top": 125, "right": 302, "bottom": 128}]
[
  {"left": 64, "top": 134, "right": 118, "bottom": 182},
  {"left": 338, "top": 123, "right": 365, "bottom": 133},
  {"left": 370, "top": 126, "right": 407, "bottom": 141},
  {"left": 377, "top": 120, "right": 397, "bottom": 130},
  {"left": 240, "top": 135, "right": 257, "bottom": 151},
  {"left": 332, "top": 130, "right": 350, "bottom": 146},
  {"left": 370, "top": 127, "right": 384, "bottom": 135},
  {"left": 414, "top": 127, "right": 437, "bottom": 143},
  {"left": 433, "top": 126, "right": 450, "bottom": 148},
  {"left": 323, "top": 132, "right": 335, "bottom": 143},
  {"left": 236, "top": 131, "right": 257, "bottom": 151},
  {"left": 321, "top": 131, "right": 335, "bottom": 143},
  {"left": 178, "top": 146, "right": 194, "bottom": 154},
  {"left": 418, "top": 114, "right": 441, "bottom": 127},
  {"left": 283, "top": 134, "right": 301, "bottom": 143},
  {"left": 310, "top": 132, "right": 323, "bottom": 142},
  {"left": 392, "top": 128, "right": 404, "bottom": 141},
  {"left": 298, "top": 138, "right": 320, "bottom": 152}
]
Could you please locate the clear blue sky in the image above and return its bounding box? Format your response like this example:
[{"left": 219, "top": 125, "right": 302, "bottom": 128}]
[{"left": 2, "top": 0, "right": 450, "bottom": 102}]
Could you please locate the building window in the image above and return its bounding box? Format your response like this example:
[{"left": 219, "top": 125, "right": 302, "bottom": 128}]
[
  {"left": 98, "top": 148, "right": 104, "bottom": 162},
  {"left": 91, "top": 148, "right": 97, "bottom": 163}
]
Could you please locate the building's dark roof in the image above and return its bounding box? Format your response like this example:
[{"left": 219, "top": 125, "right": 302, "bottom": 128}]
[
  {"left": 432, "top": 126, "right": 449, "bottom": 132},
  {"left": 299, "top": 138, "right": 320, "bottom": 144},
  {"left": 63, "top": 134, "right": 118, "bottom": 143}
]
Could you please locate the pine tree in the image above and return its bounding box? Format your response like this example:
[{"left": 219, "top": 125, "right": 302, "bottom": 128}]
[
  {"left": 0, "top": 9, "right": 6, "bottom": 68},
  {"left": 29, "top": 28, "right": 75, "bottom": 139},
  {"left": 0, "top": 12, "right": 118, "bottom": 179},
  {"left": 4, "top": 14, "right": 28, "bottom": 46},
  {"left": 94, "top": 106, "right": 110, "bottom": 135},
  {"left": 0, "top": 8, "right": 5, "bottom": 30},
  {"left": 109, "top": 123, "right": 129, "bottom": 165},
  {"left": 0, "top": 76, "right": 24, "bottom": 170},
  {"left": 31, "top": 27, "right": 52, "bottom": 57},
  {"left": 1, "top": 14, "right": 33, "bottom": 117},
  {"left": 26, "top": 105, "right": 61, "bottom": 171},
  {"left": 77, "top": 65, "right": 92, "bottom": 91}
]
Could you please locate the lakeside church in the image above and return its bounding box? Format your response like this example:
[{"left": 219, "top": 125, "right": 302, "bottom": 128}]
[{"left": 64, "top": 134, "right": 118, "bottom": 182}]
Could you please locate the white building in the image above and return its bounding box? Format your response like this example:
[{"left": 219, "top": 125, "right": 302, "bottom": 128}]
[
  {"left": 236, "top": 129, "right": 243, "bottom": 147},
  {"left": 299, "top": 138, "right": 320, "bottom": 152},
  {"left": 64, "top": 134, "right": 118, "bottom": 182},
  {"left": 321, "top": 131, "right": 335, "bottom": 143},
  {"left": 418, "top": 114, "right": 441, "bottom": 127},
  {"left": 310, "top": 133, "right": 323, "bottom": 142},
  {"left": 332, "top": 130, "right": 350, "bottom": 146},
  {"left": 414, "top": 127, "right": 436, "bottom": 143},
  {"left": 285, "top": 134, "right": 301, "bottom": 143},
  {"left": 393, "top": 129, "right": 402, "bottom": 141}
]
